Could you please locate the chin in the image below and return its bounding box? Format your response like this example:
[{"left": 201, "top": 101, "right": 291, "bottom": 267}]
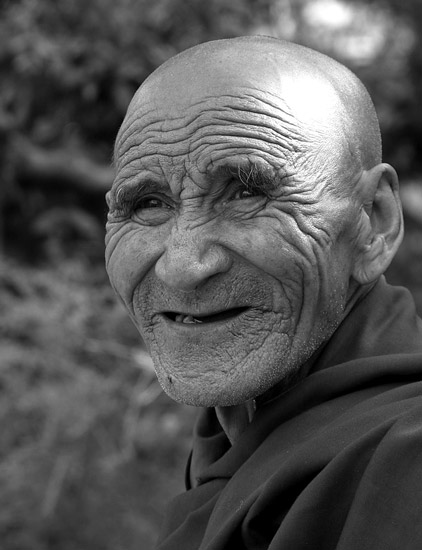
[
  {"left": 153, "top": 366, "right": 255, "bottom": 408},
  {"left": 161, "top": 378, "right": 250, "bottom": 408},
  {"left": 154, "top": 362, "right": 291, "bottom": 408},
  {"left": 148, "top": 331, "right": 320, "bottom": 408}
]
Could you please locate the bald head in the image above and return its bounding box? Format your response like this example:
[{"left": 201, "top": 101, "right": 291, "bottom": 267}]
[{"left": 118, "top": 36, "right": 381, "bottom": 185}]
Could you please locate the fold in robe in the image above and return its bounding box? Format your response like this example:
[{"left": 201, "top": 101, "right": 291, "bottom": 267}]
[{"left": 156, "top": 278, "right": 422, "bottom": 550}]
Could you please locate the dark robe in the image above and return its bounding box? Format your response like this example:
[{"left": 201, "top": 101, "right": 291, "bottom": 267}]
[{"left": 156, "top": 278, "right": 422, "bottom": 550}]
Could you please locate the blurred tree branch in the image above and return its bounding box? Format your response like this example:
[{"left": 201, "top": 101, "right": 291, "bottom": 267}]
[{"left": 14, "top": 137, "right": 114, "bottom": 194}]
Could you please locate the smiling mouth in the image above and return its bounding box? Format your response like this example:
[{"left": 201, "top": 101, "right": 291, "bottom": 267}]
[{"left": 163, "top": 307, "right": 250, "bottom": 325}]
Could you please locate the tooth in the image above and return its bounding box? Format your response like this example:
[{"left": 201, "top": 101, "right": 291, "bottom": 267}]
[
  {"left": 174, "top": 314, "right": 203, "bottom": 324},
  {"left": 183, "top": 315, "right": 196, "bottom": 324}
]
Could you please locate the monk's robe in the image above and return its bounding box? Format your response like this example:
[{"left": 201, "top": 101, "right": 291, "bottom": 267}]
[{"left": 156, "top": 277, "right": 422, "bottom": 550}]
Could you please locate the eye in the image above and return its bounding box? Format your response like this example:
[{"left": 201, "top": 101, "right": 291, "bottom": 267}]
[
  {"left": 231, "top": 187, "right": 261, "bottom": 200},
  {"left": 135, "top": 197, "right": 171, "bottom": 210},
  {"left": 228, "top": 180, "right": 267, "bottom": 202},
  {"left": 132, "top": 195, "right": 174, "bottom": 225}
]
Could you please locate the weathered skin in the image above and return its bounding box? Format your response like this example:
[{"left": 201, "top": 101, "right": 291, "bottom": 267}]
[{"left": 105, "top": 37, "right": 403, "bottom": 422}]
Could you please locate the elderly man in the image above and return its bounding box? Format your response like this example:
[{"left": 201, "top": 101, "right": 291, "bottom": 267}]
[{"left": 105, "top": 36, "right": 422, "bottom": 549}]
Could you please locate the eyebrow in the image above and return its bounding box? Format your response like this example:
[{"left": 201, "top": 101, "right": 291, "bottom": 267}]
[{"left": 211, "top": 160, "right": 280, "bottom": 196}]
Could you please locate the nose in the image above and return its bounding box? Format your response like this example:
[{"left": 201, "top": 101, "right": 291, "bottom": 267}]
[{"left": 155, "top": 224, "right": 232, "bottom": 292}]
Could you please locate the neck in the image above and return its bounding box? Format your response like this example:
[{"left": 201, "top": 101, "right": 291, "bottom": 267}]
[{"left": 215, "top": 400, "right": 256, "bottom": 445}]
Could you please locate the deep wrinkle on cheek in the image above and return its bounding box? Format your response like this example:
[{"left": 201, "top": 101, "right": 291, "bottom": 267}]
[
  {"left": 107, "top": 221, "right": 168, "bottom": 312},
  {"left": 104, "top": 219, "right": 134, "bottom": 265},
  {"left": 267, "top": 193, "right": 337, "bottom": 258}
]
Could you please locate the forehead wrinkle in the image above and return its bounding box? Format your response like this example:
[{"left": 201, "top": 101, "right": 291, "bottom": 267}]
[
  {"left": 116, "top": 116, "right": 307, "bottom": 184},
  {"left": 116, "top": 127, "right": 297, "bottom": 182},
  {"left": 197, "top": 111, "right": 305, "bottom": 150},
  {"left": 114, "top": 153, "right": 163, "bottom": 180},
  {"left": 116, "top": 93, "right": 235, "bottom": 155},
  {"left": 115, "top": 98, "right": 210, "bottom": 169},
  {"left": 114, "top": 87, "right": 336, "bottom": 202},
  {"left": 223, "top": 90, "right": 300, "bottom": 134},
  {"left": 116, "top": 90, "right": 310, "bottom": 169}
]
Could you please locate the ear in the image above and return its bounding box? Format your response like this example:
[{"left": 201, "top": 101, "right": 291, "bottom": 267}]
[{"left": 352, "top": 163, "right": 404, "bottom": 285}]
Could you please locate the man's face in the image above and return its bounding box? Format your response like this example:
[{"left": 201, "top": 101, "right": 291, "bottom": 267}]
[{"left": 105, "top": 73, "right": 359, "bottom": 407}]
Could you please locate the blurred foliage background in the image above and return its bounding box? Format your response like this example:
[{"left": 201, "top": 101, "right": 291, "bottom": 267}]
[{"left": 0, "top": 0, "right": 421, "bottom": 548}]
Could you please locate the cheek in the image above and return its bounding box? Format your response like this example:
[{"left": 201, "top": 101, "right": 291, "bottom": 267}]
[
  {"left": 230, "top": 222, "right": 312, "bottom": 299},
  {"left": 105, "top": 223, "right": 165, "bottom": 308},
  {"left": 236, "top": 216, "right": 352, "bottom": 330}
]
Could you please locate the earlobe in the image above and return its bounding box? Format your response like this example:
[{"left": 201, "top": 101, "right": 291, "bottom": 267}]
[{"left": 352, "top": 163, "right": 404, "bottom": 285}]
